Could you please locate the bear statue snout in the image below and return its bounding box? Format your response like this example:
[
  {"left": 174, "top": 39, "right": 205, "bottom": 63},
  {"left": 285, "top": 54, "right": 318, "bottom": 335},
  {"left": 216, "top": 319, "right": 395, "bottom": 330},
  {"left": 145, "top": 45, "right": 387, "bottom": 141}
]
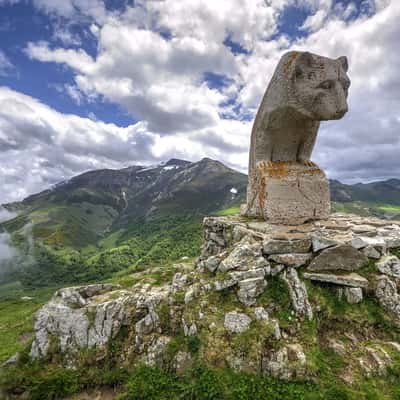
[{"left": 335, "top": 104, "right": 348, "bottom": 118}]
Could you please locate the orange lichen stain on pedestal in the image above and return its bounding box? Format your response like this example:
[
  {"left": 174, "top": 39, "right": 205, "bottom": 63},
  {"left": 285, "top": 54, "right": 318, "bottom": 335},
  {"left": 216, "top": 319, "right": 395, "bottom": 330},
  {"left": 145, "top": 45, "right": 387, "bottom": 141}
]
[
  {"left": 257, "top": 161, "right": 324, "bottom": 179},
  {"left": 257, "top": 176, "right": 267, "bottom": 211}
]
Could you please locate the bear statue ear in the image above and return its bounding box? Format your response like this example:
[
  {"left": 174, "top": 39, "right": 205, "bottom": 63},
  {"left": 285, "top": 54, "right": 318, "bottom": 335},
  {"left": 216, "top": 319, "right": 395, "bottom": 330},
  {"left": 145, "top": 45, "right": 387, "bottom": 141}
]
[
  {"left": 294, "top": 51, "right": 314, "bottom": 79},
  {"left": 337, "top": 56, "right": 348, "bottom": 72}
]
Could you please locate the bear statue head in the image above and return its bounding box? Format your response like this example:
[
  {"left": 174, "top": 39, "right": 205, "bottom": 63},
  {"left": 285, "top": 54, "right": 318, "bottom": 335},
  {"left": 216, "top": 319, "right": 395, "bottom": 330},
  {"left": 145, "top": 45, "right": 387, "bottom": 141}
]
[{"left": 290, "top": 51, "right": 350, "bottom": 121}]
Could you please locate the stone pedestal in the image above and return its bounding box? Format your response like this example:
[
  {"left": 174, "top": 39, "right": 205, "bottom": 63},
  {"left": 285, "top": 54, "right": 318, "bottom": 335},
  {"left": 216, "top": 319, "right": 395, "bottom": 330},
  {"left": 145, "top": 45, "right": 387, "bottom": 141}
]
[{"left": 241, "top": 161, "right": 330, "bottom": 225}]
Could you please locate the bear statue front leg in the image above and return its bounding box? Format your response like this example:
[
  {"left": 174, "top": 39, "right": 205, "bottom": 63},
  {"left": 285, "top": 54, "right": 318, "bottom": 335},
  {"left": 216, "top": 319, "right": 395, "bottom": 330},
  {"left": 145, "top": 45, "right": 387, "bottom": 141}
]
[
  {"left": 256, "top": 160, "right": 274, "bottom": 171},
  {"left": 299, "top": 159, "right": 318, "bottom": 168}
]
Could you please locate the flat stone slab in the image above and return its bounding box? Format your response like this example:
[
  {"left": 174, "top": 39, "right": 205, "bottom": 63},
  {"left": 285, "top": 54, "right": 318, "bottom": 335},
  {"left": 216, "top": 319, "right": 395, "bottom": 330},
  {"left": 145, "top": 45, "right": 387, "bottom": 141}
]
[
  {"left": 268, "top": 253, "right": 312, "bottom": 268},
  {"left": 303, "top": 272, "right": 368, "bottom": 288},
  {"left": 307, "top": 244, "right": 368, "bottom": 272},
  {"left": 263, "top": 238, "right": 311, "bottom": 254}
]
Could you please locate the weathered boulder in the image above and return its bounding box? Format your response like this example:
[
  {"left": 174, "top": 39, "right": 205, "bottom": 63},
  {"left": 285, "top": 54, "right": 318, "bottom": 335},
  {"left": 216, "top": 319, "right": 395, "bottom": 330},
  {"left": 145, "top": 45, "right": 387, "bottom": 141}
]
[
  {"left": 375, "top": 275, "right": 400, "bottom": 326},
  {"left": 229, "top": 268, "right": 267, "bottom": 282},
  {"left": 303, "top": 272, "right": 368, "bottom": 288},
  {"left": 135, "top": 308, "right": 161, "bottom": 336},
  {"left": 308, "top": 245, "right": 368, "bottom": 272},
  {"left": 376, "top": 255, "right": 400, "bottom": 279},
  {"left": 30, "top": 285, "right": 130, "bottom": 359},
  {"left": 282, "top": 268, "right": 313, "bottom": 320},
  {"left": 197, "top": 252, "right": 228, "bottom": 273},
  {"left": 214, "top": 278, "right": 237, "bottom": 291},
  {"left": 172, "top": 273, "right": 190, "bottom": 292},
  {"left": 145, "top": 336, "right": 171, "bottom": 367},
  {"left": 237, "top": 277, "right": 267, "bottom": 306},
  {"left": 262, "top": 343, "right": 307, "bottom": 380},
  {"left": 254, "top": 307, "right": 269, "bottom": 320},
  {"left": 218, "top": 239, "right": 268, "bottom": 273},
  {"left": 344, "top": 287, "right": 363, "bottom": 304},
  {"left": 224, "top": 311, "right": 252, "bottom": 334}
]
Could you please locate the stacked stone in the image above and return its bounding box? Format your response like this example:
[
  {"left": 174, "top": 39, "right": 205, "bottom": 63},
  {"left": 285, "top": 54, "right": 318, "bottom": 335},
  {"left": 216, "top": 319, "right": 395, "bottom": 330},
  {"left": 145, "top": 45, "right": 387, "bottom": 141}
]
[{"left": 198, "top": 213, "right": 400, "bottom": 319}]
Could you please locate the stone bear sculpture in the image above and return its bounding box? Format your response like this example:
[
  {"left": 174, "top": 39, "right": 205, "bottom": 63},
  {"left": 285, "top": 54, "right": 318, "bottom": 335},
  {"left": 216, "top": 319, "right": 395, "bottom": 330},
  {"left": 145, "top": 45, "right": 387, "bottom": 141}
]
[
  {"left": 244, "top": 51, "right": 350, "bottom": 223},
  {"left": 249, "top": 51, "right": 350, "bottom": 173}
]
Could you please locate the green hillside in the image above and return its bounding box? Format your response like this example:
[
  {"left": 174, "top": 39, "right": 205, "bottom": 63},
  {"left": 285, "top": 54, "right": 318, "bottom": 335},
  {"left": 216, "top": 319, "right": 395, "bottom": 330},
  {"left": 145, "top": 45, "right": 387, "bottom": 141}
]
[{"left": 0, "top": 158, "right": 246, "bottom": 288}]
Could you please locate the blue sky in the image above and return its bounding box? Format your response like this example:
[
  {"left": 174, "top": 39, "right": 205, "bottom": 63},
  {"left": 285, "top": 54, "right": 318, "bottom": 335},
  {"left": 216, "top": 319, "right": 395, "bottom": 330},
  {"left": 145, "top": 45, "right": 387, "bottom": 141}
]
[{"left": 0, "top": 0, "right": 398, "bottom": 202}]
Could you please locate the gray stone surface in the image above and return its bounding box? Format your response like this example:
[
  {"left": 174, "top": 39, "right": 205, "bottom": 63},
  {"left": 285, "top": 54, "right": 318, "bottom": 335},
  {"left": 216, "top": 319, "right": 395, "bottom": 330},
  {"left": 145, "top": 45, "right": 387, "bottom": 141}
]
[
  {"left": 224, "top": 311, "right": 252, "bottom": 334},
  {"left": 282, "top": 268, "right": 313, "bottom": 320},
  {"left": 344, "top": 287, "right": 363, "bottom": 304},
  {"left": 311, "top": 233, "right": 337, "bottom": 252},
  {"left": 242, "top": 51, "right": 350, "bottom": 223},
  {"left": 303, "top": 272, "right": 368, "bottom": 288},
  {"left": 229, "top": 268, "right": 267, "bottom": 282},
  {"left": 375, "top": 275, "right": 400, "bottom": 326},
  {"left": 218, "top": 239, "right": 268, "bottom": 273},
  {"left": 145, "top": 336, "right": 171, "bottom": 367},
  {"left": 308, "top": 244, "right": 368, "bottom": 272},
  {"left": 243, "top": 162, "right": 331, "bottom": 224},
  {"left": 270, "top": 264, "right": 286, "bottom": 276},
  {"left": 254, "top": 307, "right": 269, "bottom": 320},
  {"left": 376, "top": 255, "right": 400, "bottom": 279},
  {"left": 172, "top": 273, "right": 190, "bottom": 292},
  {"left": 237, "top": 277, "right": 267, "bottom": 306},
  {"left": 269, "top": 252, "right": 312, "bottom": 268},
  {"left": 363, "top": 245, "right": 381, "bottom": 260},
  {"left": 263, "top": 238, "right": 311, "bottom": 254},
  {"left": 30, "top": 284, "right": 130, "bottom": 359},
  {"left": 262, "top": 343, "right": 307, "bottom": 380},
  {"left": 214, "top": 278, "right": 237, "bottom": 291},
  {"left": 351, "top": 236, "right": 386, "bottom": 252}
]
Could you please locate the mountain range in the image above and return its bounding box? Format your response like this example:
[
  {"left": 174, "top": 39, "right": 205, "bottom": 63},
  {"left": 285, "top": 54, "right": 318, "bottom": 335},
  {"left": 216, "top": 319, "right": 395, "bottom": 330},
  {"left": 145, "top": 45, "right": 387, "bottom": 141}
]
[
  {"left": 2, "top": 158, "right": 246, "bottom": 249},
  {"left": 2, "top": 158, "right": 400, "bottom": 249}
]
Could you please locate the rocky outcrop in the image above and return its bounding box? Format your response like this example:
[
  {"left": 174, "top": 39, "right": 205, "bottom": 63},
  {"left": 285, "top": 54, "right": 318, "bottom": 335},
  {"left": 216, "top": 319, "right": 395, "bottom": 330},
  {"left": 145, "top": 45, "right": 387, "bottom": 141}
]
[
  {"left": 30, "top": 284, "right": 130, "bottom": 359},
  {"left": 22, "top": 213, "right": 400, "bottom": 384},
  {"left": 30, "top": 283, "right": 170, "bottom": 361}
]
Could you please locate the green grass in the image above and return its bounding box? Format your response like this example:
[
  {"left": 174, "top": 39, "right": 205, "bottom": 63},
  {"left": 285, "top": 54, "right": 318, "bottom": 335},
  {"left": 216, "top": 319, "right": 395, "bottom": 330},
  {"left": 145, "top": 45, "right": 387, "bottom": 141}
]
[
  {"left": 3, "top": 361, "right": 400, "bottom": 400},
  {"left": 216, "top": 206, "right": 241, "bottom": 216},
  {"left": 332, "top": 201, "right": 400, "bottom": 218},
  {"left": 0, "top": 283, "right": 56, "bottom": 363},
  {"left": 377, "top": 204, "right": 400, "bottom": 213}
]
